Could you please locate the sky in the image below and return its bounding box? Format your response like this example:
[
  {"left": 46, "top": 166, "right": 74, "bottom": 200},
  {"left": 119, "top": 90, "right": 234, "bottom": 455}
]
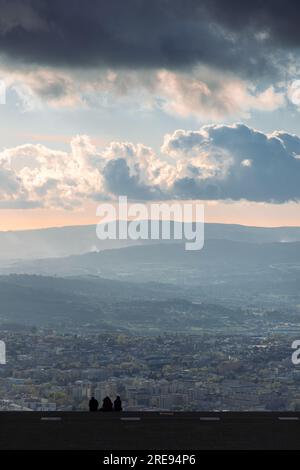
[{"left": 0, "top": 0, "right": 300, "bottom": 230}]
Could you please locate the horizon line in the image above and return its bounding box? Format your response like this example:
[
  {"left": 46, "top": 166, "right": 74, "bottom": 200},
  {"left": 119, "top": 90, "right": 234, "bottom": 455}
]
[{"left": 2, "top": 220, "right": 300, "bottom": 234}]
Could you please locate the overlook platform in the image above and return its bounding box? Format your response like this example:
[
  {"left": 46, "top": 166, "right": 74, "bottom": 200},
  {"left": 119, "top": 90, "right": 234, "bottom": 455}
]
[{"left": 0, "top": 411, "right": 300, "bottom": 450}]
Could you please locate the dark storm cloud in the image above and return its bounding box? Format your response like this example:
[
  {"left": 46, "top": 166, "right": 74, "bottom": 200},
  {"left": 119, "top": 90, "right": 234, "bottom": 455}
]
[{"left": 0, "top": 0, "right": 299, "bottom": 77}]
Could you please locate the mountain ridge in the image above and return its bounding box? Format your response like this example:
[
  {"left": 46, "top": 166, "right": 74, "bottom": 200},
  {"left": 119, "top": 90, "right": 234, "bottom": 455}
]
[{"left": 2, "top": 221, "right": 300, "bottom": 260}]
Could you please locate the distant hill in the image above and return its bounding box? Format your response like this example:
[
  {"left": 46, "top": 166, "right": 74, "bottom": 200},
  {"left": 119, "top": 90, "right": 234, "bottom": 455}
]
[
  {"left": 6, "top": 238, "right": 300, "bottom": 274},
  {"left": 0, "top": 274, "right": 178, "bottom": 327},
  {"left": 1, "top": 222, "right": 300, "bottom": 260},
  {"left": 0, "top": 274, "right": 240, "bottom": 331},
  {"left": 1, "top": 236, "right": 300, "bottom": 328}
]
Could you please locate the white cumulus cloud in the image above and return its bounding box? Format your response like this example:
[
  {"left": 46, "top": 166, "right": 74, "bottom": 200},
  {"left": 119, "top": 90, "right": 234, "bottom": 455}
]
[{"left": 1, "top": 123, "right": 300, "bottom": 208}]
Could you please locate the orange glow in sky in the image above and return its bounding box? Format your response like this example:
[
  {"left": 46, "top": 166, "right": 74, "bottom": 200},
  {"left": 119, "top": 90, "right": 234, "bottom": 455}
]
[{"left": 0, "top": 201, "right": 299, "bottom": 232}]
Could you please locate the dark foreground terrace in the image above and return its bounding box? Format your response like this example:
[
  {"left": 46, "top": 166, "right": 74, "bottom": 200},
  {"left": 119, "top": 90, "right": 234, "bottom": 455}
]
[{"left": 1, "top": 411, "right": 300, "bottom": 450}]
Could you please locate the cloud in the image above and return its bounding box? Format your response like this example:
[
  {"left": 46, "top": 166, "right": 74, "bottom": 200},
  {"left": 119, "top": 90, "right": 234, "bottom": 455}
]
[
  {"left": 2, "top": 67, "right": 85, "bottom": 110},
  {"left": 162, "top": 124, "right": 300, "bottom": 202},
  {"left": 0, "top": 137, "right": 105, "bottom": 209},
  {"left": 154, "top": 69, "right": 284, "bottom": 119},
  {"left": 0, "top": 0, "right": 298, "bottom": 121},
  {"left": 0, "top": 65, "right": 285, "bottom": 119},
  {"left": 0, "top": 0, "right": 298, "bottom": 79},
  {"left": 103, "top": 158, "right": 163, "bottom": 200},
  {"left": 1, "top": 123, "right": 300, "bottom": 207},
  {"left": 0, "top": 0, "right": 46, "bottom": 34}
]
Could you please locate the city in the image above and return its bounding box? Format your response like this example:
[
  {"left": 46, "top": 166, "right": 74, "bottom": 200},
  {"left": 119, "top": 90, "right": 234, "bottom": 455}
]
[{"left": 0, "top": 329, "right": 298, "bottom": 412}]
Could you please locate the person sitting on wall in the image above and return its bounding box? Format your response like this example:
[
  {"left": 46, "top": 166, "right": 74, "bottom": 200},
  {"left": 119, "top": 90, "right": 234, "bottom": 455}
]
[
  {"left": 114, "top": 395, "right": 122, "bottom": 412},
  {"left": 100, "top": 396, "right": 113, "bottom": 411},
  {"left": 89, "top": 396, "right": 99, "bottom": 412}
]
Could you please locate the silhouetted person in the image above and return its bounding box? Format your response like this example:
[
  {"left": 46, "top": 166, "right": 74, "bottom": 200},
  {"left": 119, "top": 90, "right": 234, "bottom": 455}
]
[
  {"left": 89, "top": 396, "right": 99, "bottom": 412},
  {"left": 114, "top": 395, "right": 122, "bottom": 412},
  {"left": 100, "top": 396, "right": 113, "bottom": 412}
]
